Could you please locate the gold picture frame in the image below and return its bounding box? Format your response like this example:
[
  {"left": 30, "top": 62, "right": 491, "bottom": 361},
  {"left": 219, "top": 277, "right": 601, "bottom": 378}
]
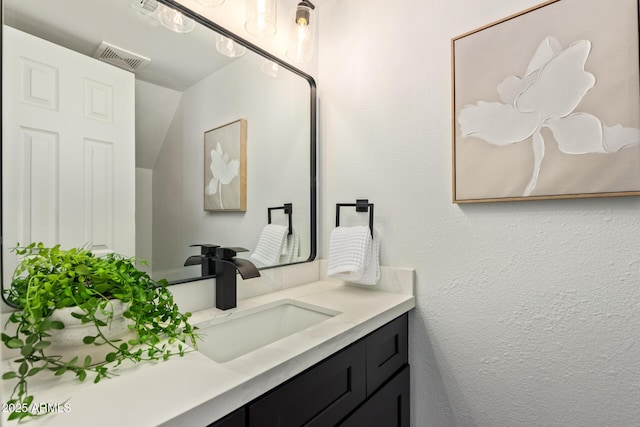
[
  {"left": 204, "top": 119, "right": 247, "bottom": 211},
  {"left": 451, "top": 0, "right": 640, "bottom": 203}
]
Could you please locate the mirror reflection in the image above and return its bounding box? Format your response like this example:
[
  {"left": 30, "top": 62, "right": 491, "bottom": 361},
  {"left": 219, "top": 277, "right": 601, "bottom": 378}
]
[{"left": 1, "top": 0, "right": 316, "bottom": 288}]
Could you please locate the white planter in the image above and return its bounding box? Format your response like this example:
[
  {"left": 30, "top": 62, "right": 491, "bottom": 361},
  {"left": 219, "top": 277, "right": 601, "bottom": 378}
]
[{"left": 46, "top": 299, "right": 135, "bottom": 364}]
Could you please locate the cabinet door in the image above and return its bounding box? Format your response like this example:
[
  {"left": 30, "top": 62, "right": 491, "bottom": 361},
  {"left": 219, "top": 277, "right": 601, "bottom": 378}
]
[
  {"left": 249, "top": 341, "right": 366, "bottom": 427},
  {"left": 208, "top": 408, "right": 245, "bottom": 427},
  {"left": 339, "top": 365, "right": 410, "bottom": 427},
  {"left": 366, "top": 314, "right": 408, "bottom": 395}
]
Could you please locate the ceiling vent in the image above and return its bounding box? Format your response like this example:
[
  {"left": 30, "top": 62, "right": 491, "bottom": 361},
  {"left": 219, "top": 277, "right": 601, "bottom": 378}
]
[
  {"left": 130, "top": 0, "right": 158, "bottom": 17},
  {"left": 94, "top": 42, "right": 151, "bottom": 73}
]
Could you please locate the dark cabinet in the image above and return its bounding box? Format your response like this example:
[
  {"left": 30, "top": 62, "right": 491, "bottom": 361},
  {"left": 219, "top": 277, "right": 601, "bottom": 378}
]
[
  {"left": 212, "top": 313, "right": 410, "bottom": 427},
  {"left": 339, "top": 365, "right": 410, "bottom": 427},
  {"left": 249, "top": 341, "right": 366, "bottom": 427},
  {"left": 365, "top": 314, "right": 408, "bottom": 396},
  {"left": 208, "top": 407, "right": 245, "bottom": 427}
]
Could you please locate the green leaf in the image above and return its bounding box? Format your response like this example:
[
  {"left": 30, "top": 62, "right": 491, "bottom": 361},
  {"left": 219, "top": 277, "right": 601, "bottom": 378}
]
[
  {"left": 6, "top": 338, "right": 24, "bottom": 349},
  {"left": 20, "top": 344, "right": 34, "bottom": 357},
  {"left": 2, "top": 371, "right": 17, "bottom": 380},
  {"left": 7, "top": 411, "right": 22, "bottom": 421},
  {"left": 75, "top": 264, "right": 90, "bottom": 275},
  {"left": 49, "top": 320, "right": 65, "bottom": 330},
  {"left": 27, "top": 367, "right": 45, "bottom": 377},
  {"left": 33, "top": 341, "right": 51, "bottom": 350},
  {"left": 82, "top": 336, "right": 96, "bottom": 345},
  {"left": 19, "top": 362, "right": 28, "bottom": 376},
  {"left": 84, "top": 355, "right": 92, "bottom": 367},
  {"left": 105, "top": 352, "right": 117, "bottom": 363}
]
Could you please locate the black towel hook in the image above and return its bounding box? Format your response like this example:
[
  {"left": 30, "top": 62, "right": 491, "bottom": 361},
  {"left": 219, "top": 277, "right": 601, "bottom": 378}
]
[{"left": 335, "top": 199, "right": 374, "bottom": 237}]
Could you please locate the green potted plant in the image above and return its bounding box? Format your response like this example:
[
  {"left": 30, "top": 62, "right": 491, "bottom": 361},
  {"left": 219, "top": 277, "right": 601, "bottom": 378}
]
[{"left": 1, "top": 243, "right": 200, "bottom": 422}]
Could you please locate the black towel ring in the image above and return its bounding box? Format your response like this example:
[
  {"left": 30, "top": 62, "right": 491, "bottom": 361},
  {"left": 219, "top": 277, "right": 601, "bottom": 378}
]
[{"left": 335, "top": 199, "right": 374, "bottom": 237}]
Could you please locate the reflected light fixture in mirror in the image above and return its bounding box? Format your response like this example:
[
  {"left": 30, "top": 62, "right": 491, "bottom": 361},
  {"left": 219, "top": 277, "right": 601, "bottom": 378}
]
[
  {"left": 286, "top": 0, "right": 316, "bottom": 63},
  {"left": 261, "top": 59, "right": 280, "bottom": 77},
  {"left": 216, "top": 34, "right": 247, "bottom": 57},
  {"left": 157, "top": 3, "right": 196, "bottom": 33},
  {"left": 245, "top": 0, "right": 277, "bottom": 38}
]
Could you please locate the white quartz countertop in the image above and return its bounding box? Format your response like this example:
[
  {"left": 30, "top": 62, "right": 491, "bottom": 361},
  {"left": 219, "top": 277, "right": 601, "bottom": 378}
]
[{"left": 1, "top": 279, "right": 415, "bottom": 427}]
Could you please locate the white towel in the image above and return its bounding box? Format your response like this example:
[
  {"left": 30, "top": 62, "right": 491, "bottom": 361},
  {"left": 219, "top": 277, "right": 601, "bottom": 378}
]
[
  {"left": 327, "top": 226, "right": 380, "bottom": 285},
  {"left": 251, "top": 224, "right": 288, "bottom": 266},
  {"left": 279, "top": 230, "right": 299, "bottom": 264}
]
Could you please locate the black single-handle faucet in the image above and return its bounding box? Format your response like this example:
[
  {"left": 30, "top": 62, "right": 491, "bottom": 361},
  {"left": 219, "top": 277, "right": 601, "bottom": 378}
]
[
  {"left": 184, "top": 245, "right": 260, "bottom": 310},
  {"left": 184, "top": 244, "right": 219, "bottom": 277},
  {"left": 212, "top": 246, "right": 260, "bottom": 310}
]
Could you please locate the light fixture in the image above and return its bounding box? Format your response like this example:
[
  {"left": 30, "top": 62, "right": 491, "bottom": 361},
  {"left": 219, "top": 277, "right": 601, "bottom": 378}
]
[
  {"left": 286, "top": 1, "right": 316, "bottom": 63},
  {"left": 157, "top": 4, "right": 195, "bottom": 33},
  {"left": 244, "top": 0, "right": 277, "bottom": 39},
  {"left": 216, "top": 34, "right": 247, "bottom": 57},
  {"left": 261, "top": 59, "right": 280, "bottom": 77}
]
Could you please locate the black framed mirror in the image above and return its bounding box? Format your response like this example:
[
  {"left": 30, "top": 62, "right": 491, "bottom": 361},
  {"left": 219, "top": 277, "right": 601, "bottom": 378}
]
[{"left": 1, "top": 0, "right": 317, "bottom": 302}]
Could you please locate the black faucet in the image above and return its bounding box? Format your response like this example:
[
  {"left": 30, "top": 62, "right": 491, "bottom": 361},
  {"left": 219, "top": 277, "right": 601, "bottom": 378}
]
[
  {"left": 184, "top": 244, "right": 219, "bottom": 276},
  {"left": 184, "top": 245, "right": 260, "bottom": 310}
]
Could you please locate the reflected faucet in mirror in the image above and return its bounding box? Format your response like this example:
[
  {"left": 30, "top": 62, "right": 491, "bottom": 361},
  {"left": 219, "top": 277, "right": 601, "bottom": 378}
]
[{"left": 184, "top": 245, "right": 260, "bottom": 310}]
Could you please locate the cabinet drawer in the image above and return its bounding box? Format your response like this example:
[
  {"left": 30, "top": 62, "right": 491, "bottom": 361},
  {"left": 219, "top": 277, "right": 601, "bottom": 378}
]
[
  {"left": 339, "top": 364, "right": 410, "bottom": 427},
  {"left": 365, "top": 313, "right": 408, "bottom": 395},
  {"left": 249, "top": 340, "right": 366, "bottom": 427}
]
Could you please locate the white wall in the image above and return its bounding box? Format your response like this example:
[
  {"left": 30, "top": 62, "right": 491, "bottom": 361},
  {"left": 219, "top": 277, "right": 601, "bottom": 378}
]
[
  {"left": 135, "top": 168, "right": 153, "bottom": 273},
  {"left": 152, "top": 97, "right": 187, "bottom": 278},
  {"left": 317, "top": 0, "right": 640, "bottom": 426}
]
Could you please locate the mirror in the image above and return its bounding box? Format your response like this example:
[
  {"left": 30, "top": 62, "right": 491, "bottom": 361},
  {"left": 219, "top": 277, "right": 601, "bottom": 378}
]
[{"left": 1, "top": 0, "right": 317, "bottom": 291}]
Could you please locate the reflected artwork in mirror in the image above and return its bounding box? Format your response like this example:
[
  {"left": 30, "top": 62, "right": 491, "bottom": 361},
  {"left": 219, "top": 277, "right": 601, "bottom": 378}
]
[{"left": 1, "top": 0, "right": 317, "bottom": 297}]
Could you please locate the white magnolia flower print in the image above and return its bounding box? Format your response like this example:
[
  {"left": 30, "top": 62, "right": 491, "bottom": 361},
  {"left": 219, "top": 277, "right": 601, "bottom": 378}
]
[
  {"left": 458, "top": 36, "right": 640, "bottom": 197},
  {"left": 206, "top": 142, "right": 239, "bottom": 209}
]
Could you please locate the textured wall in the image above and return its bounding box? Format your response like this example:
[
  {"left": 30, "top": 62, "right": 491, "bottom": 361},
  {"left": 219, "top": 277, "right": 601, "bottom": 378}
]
[{"left": 317, "top": 0, "right": 640, "bottom": 426}]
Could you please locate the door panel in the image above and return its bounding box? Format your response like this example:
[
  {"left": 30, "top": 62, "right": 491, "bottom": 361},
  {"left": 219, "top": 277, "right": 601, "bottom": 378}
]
[{"left": 3, "top": 25, "right": 135, "bottom": 284}]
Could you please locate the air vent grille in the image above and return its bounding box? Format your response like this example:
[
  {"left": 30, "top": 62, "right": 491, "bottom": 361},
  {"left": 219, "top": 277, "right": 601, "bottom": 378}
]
[
  {"left": 94, "top": 42, "right": 151, "bottom": 73},
  {"left": 131, "top": 0, "right": 158, "bottom": 15}
]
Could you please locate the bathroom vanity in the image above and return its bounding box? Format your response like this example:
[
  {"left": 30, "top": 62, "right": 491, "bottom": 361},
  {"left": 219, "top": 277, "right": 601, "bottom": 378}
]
[
  {"left": 211, "top": 314, "right": 409, "bottom": 427},
  {"left": 0, "top": 261, "right": 414, "bottom": 427}
]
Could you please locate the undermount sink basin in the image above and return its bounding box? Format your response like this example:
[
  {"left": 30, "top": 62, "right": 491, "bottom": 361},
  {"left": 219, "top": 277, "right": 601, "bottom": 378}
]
[{"left": 195, "top": 299, "right": 340, "bottom": 363}]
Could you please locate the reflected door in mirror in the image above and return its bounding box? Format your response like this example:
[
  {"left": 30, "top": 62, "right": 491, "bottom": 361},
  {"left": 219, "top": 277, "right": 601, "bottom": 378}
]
[{"left": 2, "top": 26, "right": 135, "bottom": 285}]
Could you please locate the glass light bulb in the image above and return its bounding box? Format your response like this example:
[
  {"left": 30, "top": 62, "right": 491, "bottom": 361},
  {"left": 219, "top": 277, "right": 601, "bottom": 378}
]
[
  {"left": 286, "top": 3, "right": 315, "bottom": 63},
  {"left": 157, "top": 5, "right": 195, "bottom": 33},
  {"left": 215, "top": 34, "right": 246, "bottom": 57},
  {"left": 245, "top": 0, "right": 277, "bottom": 38},
  {"left": 261, "top": 59, "right": 280, "bottom": 77}
]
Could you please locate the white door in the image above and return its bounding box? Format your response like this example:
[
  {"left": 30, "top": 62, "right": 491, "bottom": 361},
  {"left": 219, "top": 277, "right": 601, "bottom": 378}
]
[{"left": 2, "top": 26, "right": 135, "bottom": 286}]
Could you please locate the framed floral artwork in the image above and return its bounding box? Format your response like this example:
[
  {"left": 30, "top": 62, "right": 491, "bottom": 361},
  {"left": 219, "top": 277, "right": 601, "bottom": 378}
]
[
  {"left": 204, "top": 119, "right": 247, "bottom": 211},
  {"left": 451, "top": 0, "right": 640, "bottom": 203}
]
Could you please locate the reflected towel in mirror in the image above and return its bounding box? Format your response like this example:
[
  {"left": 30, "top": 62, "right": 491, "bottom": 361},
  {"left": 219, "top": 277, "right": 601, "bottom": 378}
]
[
  {"left": 327, "top": 226, "right": 380, "bottom": 285},
  {"left": 251, "top": 224, "right": 289, "bottom": 266},
  {"left": 279, "top": 230, "right": 300, "bottom": 264}
]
